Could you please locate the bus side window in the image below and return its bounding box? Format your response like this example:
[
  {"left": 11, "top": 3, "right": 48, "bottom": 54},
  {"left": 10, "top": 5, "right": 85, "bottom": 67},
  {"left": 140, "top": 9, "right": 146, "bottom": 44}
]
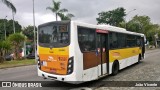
[
  {"left": 118, "top": 33, "right": 126, "bottom": 48},
  {"left": 137, "top": 36, "right": 141, "bottom": 47},
  {"left": 78, "top": 27, "right": 96, "bottom": 52},
  {"left": 109, "top": 32, "right": 118, "bottom": 49}
]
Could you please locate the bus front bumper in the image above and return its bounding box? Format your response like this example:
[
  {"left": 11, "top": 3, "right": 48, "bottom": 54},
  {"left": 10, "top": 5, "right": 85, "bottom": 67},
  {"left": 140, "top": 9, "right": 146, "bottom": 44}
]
[{"left": 37, "top": 68, "right": 82, "bottom": 84}]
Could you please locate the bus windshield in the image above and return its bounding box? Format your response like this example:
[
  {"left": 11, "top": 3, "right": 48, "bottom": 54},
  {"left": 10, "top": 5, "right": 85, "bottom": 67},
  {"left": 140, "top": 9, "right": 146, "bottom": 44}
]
[{"left": 38, "top": 24, "right": 69, "bottom": 47}]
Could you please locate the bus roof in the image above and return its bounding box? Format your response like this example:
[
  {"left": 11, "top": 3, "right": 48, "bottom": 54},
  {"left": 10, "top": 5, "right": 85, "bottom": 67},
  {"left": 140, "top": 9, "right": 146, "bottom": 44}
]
[
  {"left": 72, "top": 21, "right": 144, "bottom": 36},
  {"left": 38, "top": 20, "right": 145, "bottom": 37}
]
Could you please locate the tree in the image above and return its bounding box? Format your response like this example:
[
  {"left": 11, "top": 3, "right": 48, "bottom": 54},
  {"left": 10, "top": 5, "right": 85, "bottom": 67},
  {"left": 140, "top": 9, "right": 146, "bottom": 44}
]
[
  {"left": 118, "top": 21, "right": 126, "bottom": 28},
  {"left": 1, "top": 0, "right": 16, "bottom": 13},
  {"left": 96, "top": 7, "right": 126, "bottom": 26},
  {"left": 46, "top": 0, "right": 67, "bottom": 21},
  {"left": 8, "top": 33, "right": 25, "bottom": 60},
  {"left": 158, "top": 29, "right": 160, "bottom": 40},
  {"left": 127, "top": 15, "right": 151, "bottom": 33},
  {"left": 58, "top": 13, "right": 74, "bottom": 20},
  {"left": 22, "top": 25, "right": 37, "bottom": 41},
  {"left": 126, "top": 15, "right": 160, "bottom": 44},
  {"left": 0, "top": 40, "right": 11, "bottom": 63},
  {"left": 0, "top": 19, "right": 22, "bottom": 40},
  {"left": 46, "top": 0, "right": 74, "bottom": 21}
]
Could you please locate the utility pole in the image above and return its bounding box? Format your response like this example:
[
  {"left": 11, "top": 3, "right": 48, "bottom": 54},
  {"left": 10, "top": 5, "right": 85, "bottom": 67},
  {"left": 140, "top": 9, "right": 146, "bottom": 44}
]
[
  {"left": 12, "top": 10, "right": 16, "bottom": 33},
  {"left": 4, "top": 16, "right": 7, "bottom": 40},
  {"left": 154, "top": 32, "right": 158, "bottom": 48},
  {"left": 125, "top": 9, "right": 136, "bottom": 29},
  {"left": 33, "top": 0, "right": 36, "bottom": 59}
]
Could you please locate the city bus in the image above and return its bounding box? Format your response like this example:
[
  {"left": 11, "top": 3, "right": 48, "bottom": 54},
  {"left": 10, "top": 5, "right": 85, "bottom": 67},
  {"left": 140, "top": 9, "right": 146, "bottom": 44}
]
[{"left": 37, "top": 21, "right": 146, "bottom": 83}]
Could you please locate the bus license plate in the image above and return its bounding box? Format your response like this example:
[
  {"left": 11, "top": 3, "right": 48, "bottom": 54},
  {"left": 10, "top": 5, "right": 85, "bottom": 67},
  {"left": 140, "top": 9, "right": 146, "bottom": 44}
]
[{"left": 50, "top": 69, "right": 56, "bottom": 73}]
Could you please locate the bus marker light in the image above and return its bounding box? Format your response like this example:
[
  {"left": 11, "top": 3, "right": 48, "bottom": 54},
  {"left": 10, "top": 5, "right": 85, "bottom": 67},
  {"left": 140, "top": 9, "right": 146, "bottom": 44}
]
[
  {"left": 68, "top": 65, "right": 71, "bottom": 68},
  {"left": 69, "top": 60, "right": 72, "bottom": 63}
]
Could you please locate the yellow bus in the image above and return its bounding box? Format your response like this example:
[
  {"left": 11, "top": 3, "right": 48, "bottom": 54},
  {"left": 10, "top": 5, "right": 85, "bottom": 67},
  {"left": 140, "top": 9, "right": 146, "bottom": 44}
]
[{"left": 37, "top": 21, "right": 146, "bottom": 83}]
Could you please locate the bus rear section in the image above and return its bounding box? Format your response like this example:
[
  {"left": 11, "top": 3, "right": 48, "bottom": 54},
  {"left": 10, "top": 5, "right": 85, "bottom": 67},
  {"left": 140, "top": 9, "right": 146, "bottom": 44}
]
[{"left": 37, "top": 21, "right": 77, "bottom": 82}]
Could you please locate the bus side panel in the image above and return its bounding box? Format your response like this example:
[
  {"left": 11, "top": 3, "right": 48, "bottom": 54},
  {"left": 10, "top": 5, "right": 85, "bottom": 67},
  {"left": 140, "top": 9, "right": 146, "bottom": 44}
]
[
  {"left": 74, "top": 23, "right": 98, "bottom": 81},
  {"left": 82, "top": 67, "right": 98, "bottom": 81},
  {"left": 109, "top": 47, "right": 141, "bottom": 74},
  {"left": 82, "top": 52, "right": 98, "bottom": 81},
  {"left": 83, "top": 52, "right": 98, "bottom": 70},
  {"left": 126, "top": 55, "right": 138, "bottom": 66},
  {"left": 69, "top": 22, "right": 83, "bottom": 81}
]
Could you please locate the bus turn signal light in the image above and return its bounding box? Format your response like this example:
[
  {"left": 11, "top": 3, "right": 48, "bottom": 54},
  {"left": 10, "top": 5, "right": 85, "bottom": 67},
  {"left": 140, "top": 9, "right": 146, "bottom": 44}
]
[{"left": 67, "top": 56, "right": 74, "bottom": 74}]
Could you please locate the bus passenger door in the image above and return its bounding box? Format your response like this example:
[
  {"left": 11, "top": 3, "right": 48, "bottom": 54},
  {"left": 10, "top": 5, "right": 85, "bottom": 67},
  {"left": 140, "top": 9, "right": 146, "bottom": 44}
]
[{"left": 96, "top": 30, "right": 109, "bottom": 77}]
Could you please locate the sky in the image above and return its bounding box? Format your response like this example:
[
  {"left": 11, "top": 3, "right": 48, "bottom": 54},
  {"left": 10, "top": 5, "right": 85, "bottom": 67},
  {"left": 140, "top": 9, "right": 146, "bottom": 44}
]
[{"left": 0, "top": 0, "right": 160, "bottom": 27}]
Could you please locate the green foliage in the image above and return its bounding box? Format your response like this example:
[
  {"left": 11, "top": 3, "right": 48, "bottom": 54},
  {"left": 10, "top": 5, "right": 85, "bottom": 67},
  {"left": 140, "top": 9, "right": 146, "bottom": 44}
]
[
  {"left": 118, "top": 21, "right": 126, "bottom": 28},
  {"left": 22, "top": 25, "right": 37, "bottom": 40},
  {"left": 126, "top": 15, "right": 160, "bottom": 43},
  {"left": 8, "top": 33, "right": 25, "bottom": 45},
  {"left": 96, "top": 7, "right": 126, "bottom": 26},
  {"left": 1, "top": 0, "right": 16, "bottom": 13},
  {"left": 0, "top": 59, "right": 35, "bottom": 69},
  {"left": 127, "top": 15, "right": 151, "bottom": 33},
  {"left": 149, "top": 41, "right": 154, "bottom": 45},
  {"left": 158, "top": 31, "right": 160, "bottom": 40},
  {"left": 58, "top": 13, "right": 74, "bottom": 20},
  {"left": 8, "top": 33, "right": 25, "bottom": 60},
  {"left": 0, "top": 19, "right": 22, "bottom": 40},
  {"left": 96, "top": 7, "right": 160, "bottom": 45},
  {"left": 0, "top": 40, "right": 11, "bottom": 63},
  {"left": 46, "top": 0, "right": 74, "bottom": 21}
]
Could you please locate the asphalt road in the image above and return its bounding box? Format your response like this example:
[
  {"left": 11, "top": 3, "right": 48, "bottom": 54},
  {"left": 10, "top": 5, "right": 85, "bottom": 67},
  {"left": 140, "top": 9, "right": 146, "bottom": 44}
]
[{"left": 0, "top": 49, "right": 160, "bottom": 90}]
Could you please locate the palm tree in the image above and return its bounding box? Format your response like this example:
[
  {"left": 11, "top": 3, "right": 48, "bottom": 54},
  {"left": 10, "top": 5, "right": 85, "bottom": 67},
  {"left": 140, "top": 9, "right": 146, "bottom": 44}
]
[
  {"left": 1, "top": 0, "right": 16, "bottom": 13},
  {"left": 0, "top": 40, "right": 11, "bottom": 63},
  {"left": 46, "top": 0, "right": 74, "bottom": 21},
  {"left": 8, "top": 33, "right": 25, "bottom": 60},
  {"left": 1, "top": 0, "right": 16, "bottom": 34},
  {"left": 58, "top": 13, "right": 74, "bottom": 20}
]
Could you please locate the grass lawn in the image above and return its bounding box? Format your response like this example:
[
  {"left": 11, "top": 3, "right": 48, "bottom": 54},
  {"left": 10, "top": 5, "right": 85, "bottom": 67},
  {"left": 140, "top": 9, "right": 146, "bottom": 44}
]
[{"left": 0, "top": 59, "right": 36, "bottom": 69}]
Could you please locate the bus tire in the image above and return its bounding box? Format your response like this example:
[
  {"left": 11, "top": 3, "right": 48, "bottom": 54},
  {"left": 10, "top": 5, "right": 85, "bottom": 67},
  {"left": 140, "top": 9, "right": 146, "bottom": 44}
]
[
  {"left": 112, "top": 60, "right": 119, "bottom": 75},
  {"left": 138, "top": 54, "right": 141, "bottom": 63}
]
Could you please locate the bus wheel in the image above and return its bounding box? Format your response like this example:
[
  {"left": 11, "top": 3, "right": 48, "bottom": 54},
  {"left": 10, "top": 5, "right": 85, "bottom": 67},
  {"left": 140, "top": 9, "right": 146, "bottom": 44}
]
[
  {"left": 138, "top": 54, "right": 141, "bottom": 63},
  {"left": 112, "top": 60, "right": 119, "bottom": 75}
]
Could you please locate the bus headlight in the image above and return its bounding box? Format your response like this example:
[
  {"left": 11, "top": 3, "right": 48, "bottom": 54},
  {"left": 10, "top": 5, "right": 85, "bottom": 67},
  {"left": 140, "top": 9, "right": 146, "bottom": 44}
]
[
  {"left": 36, "top": 55, "right": 40, "bottom": 60},
  {"left": 67, "top": 56, "right": 74, "bottom": 74}
]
